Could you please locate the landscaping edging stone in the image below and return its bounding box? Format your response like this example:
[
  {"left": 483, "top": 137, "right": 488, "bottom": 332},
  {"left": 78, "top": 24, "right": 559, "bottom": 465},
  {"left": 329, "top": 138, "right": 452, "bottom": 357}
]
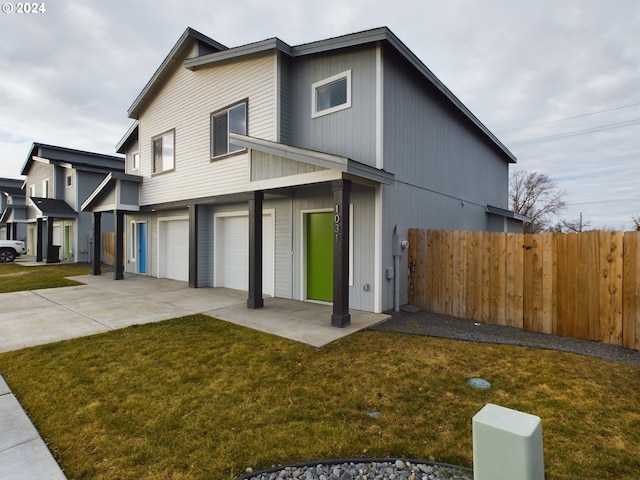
[{"left": 237, "top": 458, "right": 473, "bottom": 480}]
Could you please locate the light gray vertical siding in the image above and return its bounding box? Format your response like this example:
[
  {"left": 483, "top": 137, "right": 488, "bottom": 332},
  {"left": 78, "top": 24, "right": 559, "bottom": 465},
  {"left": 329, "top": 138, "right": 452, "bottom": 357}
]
[
  {"left": 290, "top": 182, "right": 375, "bottom": 311},
  {"left": 289, "top": 45, "right": 377, "bottom": 166}
]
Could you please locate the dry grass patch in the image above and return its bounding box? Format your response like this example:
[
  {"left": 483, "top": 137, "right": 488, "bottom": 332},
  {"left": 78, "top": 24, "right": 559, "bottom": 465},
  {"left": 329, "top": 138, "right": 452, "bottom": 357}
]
[
  {"left": 0, "top": 263, "right": 92, "bottom": 292},
  {"left": 0, "top": 315, "right": 638, "bottom": 479}
]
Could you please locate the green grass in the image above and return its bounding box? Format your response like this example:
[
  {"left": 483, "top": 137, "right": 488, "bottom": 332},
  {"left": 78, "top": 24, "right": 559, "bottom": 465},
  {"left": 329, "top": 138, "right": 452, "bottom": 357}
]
[
  {"left": 0, "top": 263, "right": 92, "bottom": 292},
  {"left": 0, "top": 315, "right": 638, "bottom": 479}
]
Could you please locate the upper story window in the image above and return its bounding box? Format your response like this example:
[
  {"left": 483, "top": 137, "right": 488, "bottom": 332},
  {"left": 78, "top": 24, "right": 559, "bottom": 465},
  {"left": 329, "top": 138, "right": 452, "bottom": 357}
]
[
  {"left": 132, "top": 152, "right": 140, "bottom": 171},
  {"left": 42, "top": 179, "right": 49, "bottom": 198},
  {"left": 152, "top": 130, "right": 175, "bottom": 173},
  {"left": 29, "top": 184, "right": 35, "bottom": 197},
  {"left": 211, "top": 101, "right": 247, "bottom": 159},
  {"left": 312, "top": 70, "right": 352, "bottom": 118},
  {"left": 66, "top": 174, "right": 72, "bottom": 188}
]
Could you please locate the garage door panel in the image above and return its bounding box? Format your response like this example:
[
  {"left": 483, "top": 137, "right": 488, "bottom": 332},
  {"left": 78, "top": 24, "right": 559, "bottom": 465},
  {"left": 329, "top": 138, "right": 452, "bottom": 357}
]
[
  {"left": 159, "top": 219, "right": 189, "bottom": 282},
  {"left": 215, "top": 213, "right": 274, "bottom": 295}
]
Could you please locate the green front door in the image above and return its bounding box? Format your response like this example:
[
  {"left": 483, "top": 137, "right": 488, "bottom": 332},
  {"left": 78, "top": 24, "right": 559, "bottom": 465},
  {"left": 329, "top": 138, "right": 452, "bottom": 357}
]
[
  {"left": 306, "top": 212, "right": 333, "bottom": 302},
  {"left": 64, "top": 225, "right": 71, "bottom": 261}
]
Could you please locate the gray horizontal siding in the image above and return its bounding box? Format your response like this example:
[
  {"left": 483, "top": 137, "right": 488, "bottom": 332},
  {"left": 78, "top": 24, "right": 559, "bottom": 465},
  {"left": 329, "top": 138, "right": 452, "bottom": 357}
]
[{"left": 251, "top": 150, "right": 324, "bottom": 181}]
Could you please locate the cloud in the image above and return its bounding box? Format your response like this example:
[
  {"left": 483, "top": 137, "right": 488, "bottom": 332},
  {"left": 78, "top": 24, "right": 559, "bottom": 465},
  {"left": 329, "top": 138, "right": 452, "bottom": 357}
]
[{"left": 0, "top": 0, "right": 638, "bottom": 228}]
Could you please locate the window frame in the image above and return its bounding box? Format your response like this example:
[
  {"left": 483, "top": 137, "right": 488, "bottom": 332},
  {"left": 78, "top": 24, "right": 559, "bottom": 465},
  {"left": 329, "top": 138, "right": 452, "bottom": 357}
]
[
  {"left": 151, "top": 129, "right": 175, "bottom": 174},
  {"left": 132, "top": 152, "right": 140, "bottom": 171},
  {"left": 311, "top": 70, "right": 352, "bottom": 118},
  {"left": 66, "top": 174, "right": 72, "bottom": 188},
  {"left": 42, "top": 179, "right": 49, "bottom": 198},
  {"left": 210, "top": 100, "right": 248, "bottom": 160}
]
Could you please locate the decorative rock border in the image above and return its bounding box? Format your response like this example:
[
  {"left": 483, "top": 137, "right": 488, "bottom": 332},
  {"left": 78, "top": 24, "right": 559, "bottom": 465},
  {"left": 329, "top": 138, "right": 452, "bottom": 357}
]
[{"left": 237, "top": 458, "right": 473, "bottom": 480}]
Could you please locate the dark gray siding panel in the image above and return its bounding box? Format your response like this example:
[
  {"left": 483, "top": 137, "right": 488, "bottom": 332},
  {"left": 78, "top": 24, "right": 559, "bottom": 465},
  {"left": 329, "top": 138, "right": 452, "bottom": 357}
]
[
  {"left": 279, "top": 54, "right": 292, "bottom": 145},
  {"left": 289, "top": 45, "right": 377, "bottom": 166},
  {"left": 383, "top": 47, "right": 509, "bottom": 211},
  {"left": 198, "top": 205, "right": 213, "bottom": 287}
]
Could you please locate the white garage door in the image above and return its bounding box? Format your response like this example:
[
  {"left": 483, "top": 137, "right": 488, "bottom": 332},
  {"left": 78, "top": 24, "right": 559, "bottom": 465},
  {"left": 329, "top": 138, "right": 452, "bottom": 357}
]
[
  {"left": 159, "top": 219, "right": 189, "bottom": 282},
  {"left": 215, "top": 212, "right": 274, "bottom": 295}
]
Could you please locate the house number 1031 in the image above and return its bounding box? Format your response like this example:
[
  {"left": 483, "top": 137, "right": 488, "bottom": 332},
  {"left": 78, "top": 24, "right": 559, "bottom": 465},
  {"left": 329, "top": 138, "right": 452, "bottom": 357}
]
[{"left": 334, "top": 204, "right": 341, "bottom": 242}]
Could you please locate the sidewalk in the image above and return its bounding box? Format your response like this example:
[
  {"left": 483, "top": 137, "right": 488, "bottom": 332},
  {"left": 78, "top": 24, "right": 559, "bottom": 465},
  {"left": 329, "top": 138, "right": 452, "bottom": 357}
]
[{"left": 0, "top": 375, "right": 66, "bottom": 480}]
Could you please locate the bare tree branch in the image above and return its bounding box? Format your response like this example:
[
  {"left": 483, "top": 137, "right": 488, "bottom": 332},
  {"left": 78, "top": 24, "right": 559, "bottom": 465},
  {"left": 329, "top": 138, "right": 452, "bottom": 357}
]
[{"left": 509, "top": 170, "right": 566, "bottom": 233}]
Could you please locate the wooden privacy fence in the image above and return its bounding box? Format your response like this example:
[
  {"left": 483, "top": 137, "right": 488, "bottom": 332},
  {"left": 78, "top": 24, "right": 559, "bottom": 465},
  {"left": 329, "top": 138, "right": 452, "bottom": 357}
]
[
  {"left": 408, "top": 229, "right": 640, "bottom": 350},
  {"left": 101, "top": 232, "right": 115, "bottom": 266}
]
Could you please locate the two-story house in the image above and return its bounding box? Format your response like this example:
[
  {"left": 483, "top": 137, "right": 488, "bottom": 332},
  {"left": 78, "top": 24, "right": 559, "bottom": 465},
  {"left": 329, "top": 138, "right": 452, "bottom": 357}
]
[
  {"left": 83, "top": 27, "right": 522, "bottom": 324},
  {"left": 21, "top": 143, "right": 124, "bottom": 263},
  {"left": 0, "top": 178, "right": 27, "bottom": 242}
]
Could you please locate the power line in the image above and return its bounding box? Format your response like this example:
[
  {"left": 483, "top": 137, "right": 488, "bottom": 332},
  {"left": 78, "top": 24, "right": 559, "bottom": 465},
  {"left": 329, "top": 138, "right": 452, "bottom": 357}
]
[
  {"left": 496, "top": 102, "right": 640, "bottom": 133},
  {"left": 508, "top": 119, "right": 640, "bottom": 146}
]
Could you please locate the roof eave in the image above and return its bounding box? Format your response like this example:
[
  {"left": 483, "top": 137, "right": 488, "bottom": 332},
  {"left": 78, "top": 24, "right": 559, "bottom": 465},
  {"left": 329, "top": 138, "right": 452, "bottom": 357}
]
[{"left": 127, "top": 28, "right": 228, "bottom": 119}]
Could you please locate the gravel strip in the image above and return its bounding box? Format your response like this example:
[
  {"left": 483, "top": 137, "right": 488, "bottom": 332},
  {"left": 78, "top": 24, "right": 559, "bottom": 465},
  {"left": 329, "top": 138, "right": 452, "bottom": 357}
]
[
  {"left": 371, "top": 310, "right": 640, "bottom": 367},
  {"left": 240, "top": 459, "right": 472, "bottom": 480}
]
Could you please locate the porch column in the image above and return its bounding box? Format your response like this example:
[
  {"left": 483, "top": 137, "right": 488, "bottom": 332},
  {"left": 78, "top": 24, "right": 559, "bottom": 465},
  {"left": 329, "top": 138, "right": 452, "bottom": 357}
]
[
  {"left": 114, "top": 211, "right": 124, "bottom": 280},
  {"left": 46, "top": 217, "right": 56, "bottom": 263},
  {"left": 36, "top": 218, "right": 43, "bottom": 262},
  {"left": 332, "top": 179, "right": 351, "bottom": 327},
  {"left": 189, "top": 204, "right": 198, "bottom": 288},
  {"left": 247, "top": 190, "right": 264, "bottom": 309},
  {"left": 92, "top": 212, "right": 102, "bottom": 275}
]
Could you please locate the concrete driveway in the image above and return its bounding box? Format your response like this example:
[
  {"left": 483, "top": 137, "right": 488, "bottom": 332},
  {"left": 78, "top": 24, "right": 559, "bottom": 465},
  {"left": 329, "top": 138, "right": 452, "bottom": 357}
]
[
  {"left": 0, "top": 273, "right": 389, "bottom": 353},
  {"left": 0, "top": 273, "right": 388, "bottom": 480}
]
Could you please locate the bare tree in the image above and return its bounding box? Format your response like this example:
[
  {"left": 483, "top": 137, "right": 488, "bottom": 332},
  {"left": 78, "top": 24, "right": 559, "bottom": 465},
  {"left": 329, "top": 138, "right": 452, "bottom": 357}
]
[
  {"left": 632, "top": 215, "right": 640, "bottom": 232},
  {"left": 510, "top": 170, "right": 566, "bottom": 234},
  {"left": 560, "top": 213, "right": 591, "bottom": 233}
]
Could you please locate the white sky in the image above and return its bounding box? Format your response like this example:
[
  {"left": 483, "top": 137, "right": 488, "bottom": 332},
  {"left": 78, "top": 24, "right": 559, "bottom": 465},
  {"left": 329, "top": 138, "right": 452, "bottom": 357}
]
[{"left": 1, "top": 0, "right": 638, "bottom": 229}]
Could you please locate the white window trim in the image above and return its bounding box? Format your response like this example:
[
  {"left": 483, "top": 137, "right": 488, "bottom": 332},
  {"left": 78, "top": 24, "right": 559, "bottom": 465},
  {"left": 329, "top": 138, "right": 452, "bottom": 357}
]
[
  {"left": 152, "top": 130, "right": 175, "bottom": 174},
  {"left": 132, "top": 152, "right": 140, "bottom": 171},
  {"left": 66, "top": 174, "right": 72, "bottom": 188},
  {"left": 42, "top": 179, "right": 50, "bottom": 198},
  {"left": 311, "top": 70, "right": 352, "bottom": 119}
]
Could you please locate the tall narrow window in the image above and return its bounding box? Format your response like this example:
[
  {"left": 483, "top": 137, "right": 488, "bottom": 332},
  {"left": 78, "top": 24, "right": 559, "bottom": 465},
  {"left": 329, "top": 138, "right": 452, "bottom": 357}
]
[
  {"left": 132, "top": 152, "right": 140, "bottom": 171},
  {"left": 42, "top": 179, "right": 49, "bottom": 198},
  {"left": 312, "top": 70, "right": 352, "bottom": 118},
  {"left": 211, "top": 101, "right": 247, "bottom": 159},
  {"left": 152, "top": 130, "right": 175, "bottom": 173}
]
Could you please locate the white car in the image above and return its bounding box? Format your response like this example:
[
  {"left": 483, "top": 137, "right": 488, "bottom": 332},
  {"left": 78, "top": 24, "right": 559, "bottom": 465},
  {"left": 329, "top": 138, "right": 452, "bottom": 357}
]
[{"left": 0, "top": 240, "right": 27, "bottom": 262}]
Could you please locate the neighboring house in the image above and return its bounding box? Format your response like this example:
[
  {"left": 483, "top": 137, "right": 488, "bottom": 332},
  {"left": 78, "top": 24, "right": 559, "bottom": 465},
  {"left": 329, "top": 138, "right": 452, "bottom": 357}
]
[
  {"left": 21, "top": 143, "right": 124, "bottom": 262},
  {"left": 83, "top": 26, "right": 522, "bottom": 323},
  {"left": 0, "top": 178, "right": 27, "bottom": 241}
]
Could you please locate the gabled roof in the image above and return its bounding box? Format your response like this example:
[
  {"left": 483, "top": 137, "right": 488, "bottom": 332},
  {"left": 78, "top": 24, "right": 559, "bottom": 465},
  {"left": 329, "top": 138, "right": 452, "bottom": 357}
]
[
  {"left": 21, "top": 143, "right": 124, "bottom": 176},
  {"left": 30, "top": 197, "right": 77, "bottom": 218},
  {"left": 116, "top": 121, "right": 139, "bottom": 154},
  {"left": 127, "top": 28, "right": 227, "bottom": 119},
  {"left": 127, "top": 26, "right": 515, "bottom": 163},
  {"left": 81, "top": 171, "right": 143, "bottom": 213},
  {"left": 1, "top": 187, "right": 24, "bottom": 197}
]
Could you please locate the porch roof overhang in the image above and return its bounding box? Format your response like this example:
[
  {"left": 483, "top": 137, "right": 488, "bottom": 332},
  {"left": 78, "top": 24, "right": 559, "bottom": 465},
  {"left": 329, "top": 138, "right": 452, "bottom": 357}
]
[
  {"left": 230, "top": 133, "right": 395, "bottom": 186},
  {"left": 81, "top": 172, "right": 143, "bottom": 213},
  {"left": 0, "top": 205, "right": 27, "bottom": 224},
  {"left": 30, "top": 197, "right": 77, "bottom": 219},
  {"left": 486, "top": 204, "right": 530, "bottom": 223}
]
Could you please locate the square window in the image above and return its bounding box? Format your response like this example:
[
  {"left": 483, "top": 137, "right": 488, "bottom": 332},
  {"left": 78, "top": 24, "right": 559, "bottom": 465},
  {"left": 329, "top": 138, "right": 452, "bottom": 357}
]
[
  {"left": 152, "top": 130, "right": 175, "bottom": 173},
  {"left": 312, "top": 70, "right": 352, "bottom": 118},
  {"left": 211, "top": 102, "right": 247, "bottom": 159}
]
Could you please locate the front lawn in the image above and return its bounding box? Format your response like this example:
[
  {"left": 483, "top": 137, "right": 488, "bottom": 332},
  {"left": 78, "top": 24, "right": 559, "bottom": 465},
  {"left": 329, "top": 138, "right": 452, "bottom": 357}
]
[
  {"left": 0, "top": 263, "right": 92, "bottom": 293},
  {"left": 0, "top": 315, "right": 638, "bottom": 479}
]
